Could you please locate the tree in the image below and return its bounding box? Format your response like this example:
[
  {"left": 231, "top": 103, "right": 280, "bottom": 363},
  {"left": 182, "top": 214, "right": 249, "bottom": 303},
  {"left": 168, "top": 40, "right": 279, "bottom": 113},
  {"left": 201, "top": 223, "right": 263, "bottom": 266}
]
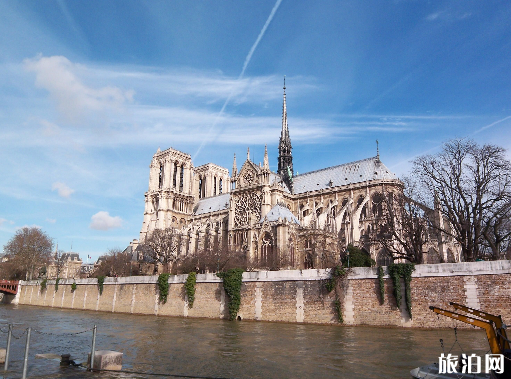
[
  {"left": 138, "top": 228, "right": 180, "bottom": 274},
  {"left": 94, "top": 248, "right": 133, "bottom": 277},
  {"left": 412, "top": 139, "right": 511, "bottom": 261},
  {"left": 174, "top": 245, "right": 247, "bottom": 274},
  {"left": 341, "top": 245, "right": 374, "bottom": 267},
  {"left": 3, "top": 227, "right": 53, "bottom": 280},
  {"left": 371, "top": 182, "right": 429, "bottom": 264}
]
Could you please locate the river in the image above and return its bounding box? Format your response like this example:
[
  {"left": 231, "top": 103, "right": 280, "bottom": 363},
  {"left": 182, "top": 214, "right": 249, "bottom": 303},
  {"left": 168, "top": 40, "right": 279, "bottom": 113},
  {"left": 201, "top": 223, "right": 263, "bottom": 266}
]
[{"left": 0, "top": 304, "right": 489, "bottom": 379}]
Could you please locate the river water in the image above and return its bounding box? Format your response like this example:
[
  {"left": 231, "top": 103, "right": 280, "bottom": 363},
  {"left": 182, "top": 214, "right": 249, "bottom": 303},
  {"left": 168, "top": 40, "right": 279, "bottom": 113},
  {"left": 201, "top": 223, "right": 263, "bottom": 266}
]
[{"left": 0, "top": 304, "right": 490, "bottom": 379}]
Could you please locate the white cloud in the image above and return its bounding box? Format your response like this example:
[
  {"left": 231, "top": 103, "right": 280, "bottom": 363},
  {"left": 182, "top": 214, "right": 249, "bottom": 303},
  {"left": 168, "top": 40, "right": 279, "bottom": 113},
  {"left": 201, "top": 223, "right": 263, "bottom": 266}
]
[
  {"left": 46, "top": 218, "right": 56, "bottom": 224},
  {"left": 89, "top": 211, "right": 123, "bottom": 231},
  {"left": 0, "top": 218, "right": 7, "bottom": 227},
  {"left": 52, "top": 182, "right": 75, "bottom": 198},
  {"left": 24, "top": 55, "right": 134, "bottom": 123}
]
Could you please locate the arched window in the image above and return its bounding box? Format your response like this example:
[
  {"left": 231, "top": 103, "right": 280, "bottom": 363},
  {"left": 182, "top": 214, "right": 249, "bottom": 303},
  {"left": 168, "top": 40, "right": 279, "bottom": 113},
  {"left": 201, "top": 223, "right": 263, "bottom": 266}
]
[
  {"left": 372, "top": 193, "right": 384, "bottom": 217},
  {"left": 288, "top": 237, "right": 295, "bottom": 267},
  {"left": 261, "top": 232, "right": 274, "bottom": 267},
  {"left": 198, "top": 178, "right": 203, "bottom": 198},
  {"left": 214, "top": 176, "right": 217, "bottom": 196},
  {"left": 376, "top": 249, "right": 393, "bottom": 266},
  {"left": 179, "top": 166, "right": 184, "bottom": 192},
  {"left": 159, "top": 164, "right": 164, "bottom": 189},
  {"left": 173, "top": 164, "right": 178, "bottom": 188},
  {"left": 219, "top": 179, "right": 223, "bottom": 194},
  {"left": 304, "top": 238, "right": 314, "bottom": 269}
]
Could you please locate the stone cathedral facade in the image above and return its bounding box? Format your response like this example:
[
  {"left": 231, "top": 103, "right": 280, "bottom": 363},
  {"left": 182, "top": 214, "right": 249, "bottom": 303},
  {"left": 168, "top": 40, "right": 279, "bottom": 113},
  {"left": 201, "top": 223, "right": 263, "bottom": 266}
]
[{"left": 137, "top": 84, "right": 458, "bottom": 269}]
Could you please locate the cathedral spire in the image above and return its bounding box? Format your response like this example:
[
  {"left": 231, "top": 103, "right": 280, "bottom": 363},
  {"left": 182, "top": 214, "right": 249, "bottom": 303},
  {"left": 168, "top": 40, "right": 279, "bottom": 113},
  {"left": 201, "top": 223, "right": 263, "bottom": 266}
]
[
  {"left": 247, "top": 147, "right": 250, "bottom": 161},
  {"left": 281, "top": 76, "right": 288, "bottom": 139},
  {"left": 278, "top": 76, "right": 293, "bottom": 191},
  {"left": 232, "top": 153, "right": 237, "bottom": 176}
]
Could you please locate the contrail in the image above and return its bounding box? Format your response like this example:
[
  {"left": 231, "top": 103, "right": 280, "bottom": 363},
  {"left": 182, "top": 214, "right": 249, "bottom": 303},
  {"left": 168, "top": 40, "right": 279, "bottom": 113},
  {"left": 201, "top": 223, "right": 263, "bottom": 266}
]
[
  {"left": 473, "top": 115, "right": 511, "bottom": 134},
  {"left": 239, "top": 0, "right": 283, "bottom": 80},
  {"left": 391, "top": 115, "right": 511, "bottom": 173},
  {"left": 193, "top": 0, "right": 283, "bottom": 160}
]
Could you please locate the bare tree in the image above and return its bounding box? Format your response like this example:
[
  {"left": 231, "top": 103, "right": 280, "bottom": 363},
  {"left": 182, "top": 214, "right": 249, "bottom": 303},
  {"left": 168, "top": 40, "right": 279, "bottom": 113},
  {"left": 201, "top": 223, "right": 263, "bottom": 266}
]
[
  {"left": 371, "top": 183, "right": 428, "bottom": 264},
  {"left": 412, "top": 139, "right": 511, "bottom": 261},
  {"left": 174, "top": 246, "right": 246, "bottom": 274},
  {"left": 94, "top": 248, "right": 133, "bottom": 277},
  {"left": 138, "top": 228, "right": 180, "bottom": 274},
  {"left": 3, "top": 227, "right": 53, "bottom": 280}
]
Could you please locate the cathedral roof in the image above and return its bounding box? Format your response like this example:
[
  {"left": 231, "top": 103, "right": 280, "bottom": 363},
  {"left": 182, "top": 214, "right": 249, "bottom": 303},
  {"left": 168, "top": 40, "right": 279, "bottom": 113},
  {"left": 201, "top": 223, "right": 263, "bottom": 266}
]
[
  {"left": 260, "top": 204, "right": 300, "bottom": 225},
  {"left": 292, "top": 156, "right": 398, "bottom": 194},
  {"left": 193, "top": 193, "right": 230, "bottom": 215}
]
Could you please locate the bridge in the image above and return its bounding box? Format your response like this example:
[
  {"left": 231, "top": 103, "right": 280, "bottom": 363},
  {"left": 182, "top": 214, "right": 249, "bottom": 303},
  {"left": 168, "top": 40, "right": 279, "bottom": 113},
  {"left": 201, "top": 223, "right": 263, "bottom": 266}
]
[{"left": 0, "top": 280, "right": 18, "bottom": 295}]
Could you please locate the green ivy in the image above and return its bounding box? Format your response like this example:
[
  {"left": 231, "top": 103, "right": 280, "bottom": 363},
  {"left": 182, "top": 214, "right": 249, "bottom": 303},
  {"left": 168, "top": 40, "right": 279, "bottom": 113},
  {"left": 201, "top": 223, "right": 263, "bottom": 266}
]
[
  {"left": 71, "top": 282, "right": 77, "bottom": 292},
  {"left": 97, "top": 276, "right": 105, "bottom": 295},
  {"left": 40, "top": 279, "right": 47, "bottom": 291},
  {"left": 325, "top": 265, "right": 346, "bottom": 293},
  {"left": 158, "top": 273, "right": 170, "bottom": 304},
  {"left": 334, "top": 299, "right": 343, "bottom": 323},
  {"left": 325, "top": 265, "right": 348, "bottom": 323},
  {"left": 54, "top": 277, "right": 60, "bottom": 292},
  {"left": 377, "top": 266, "right": 385, "bottom": 305},
  {"left": 388, "top": 263, "right": 415, "bottom": 318},
  {"left": 185, "top": 272, "right": 196, "bottom": 308},
  {"left": 217, "top": 268, "right": 244, "bottom": 321}
]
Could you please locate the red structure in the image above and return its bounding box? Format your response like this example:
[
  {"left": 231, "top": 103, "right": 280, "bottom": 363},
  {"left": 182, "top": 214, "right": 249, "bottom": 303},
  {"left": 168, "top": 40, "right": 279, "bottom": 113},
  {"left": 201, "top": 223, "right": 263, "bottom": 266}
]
[{"left": 0, "top": 280, "right": 18, "bottom": 295}]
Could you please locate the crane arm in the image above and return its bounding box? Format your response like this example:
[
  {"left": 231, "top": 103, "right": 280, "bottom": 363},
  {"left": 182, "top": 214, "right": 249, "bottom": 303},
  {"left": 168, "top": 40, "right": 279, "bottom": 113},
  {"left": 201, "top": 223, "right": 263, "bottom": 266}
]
[
  {"left": 429, "top": 306, "right": 502, "bottom": 354},
  {"left": 449, "top": 302, "right": 510, "bottom": 350}
]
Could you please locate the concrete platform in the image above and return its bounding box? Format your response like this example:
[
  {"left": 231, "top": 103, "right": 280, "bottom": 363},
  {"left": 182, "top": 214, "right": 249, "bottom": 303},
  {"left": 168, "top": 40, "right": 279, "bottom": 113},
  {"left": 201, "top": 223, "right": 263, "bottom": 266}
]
[{"left": 88, "top": 350, "right": 123, "bottom": 371}]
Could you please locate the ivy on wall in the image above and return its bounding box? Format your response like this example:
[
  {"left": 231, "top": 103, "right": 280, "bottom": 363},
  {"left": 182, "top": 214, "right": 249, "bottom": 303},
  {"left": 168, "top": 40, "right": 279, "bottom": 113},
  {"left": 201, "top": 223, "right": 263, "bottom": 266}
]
[
  {"left": 185, "top": 272, "right": 196, "bottom": 308},
  {"left": 71, "top": 282, "right": 77, "bottom": 292},
  {"left": 158, "top": 273, "right": 170, "bottom": 304},
  {"left": 388, "top": 263, "right": 415, "bottom": 319},
  {"left": 217, "top": 268, "right": 244, "bottom": 321},
  {"left": 54, "top": 278, "right": 60, "bottom": 292},
  {"left": 97, "top": 276, "right": 105, "bottom": 295},
  {"left": 325, "top": 265, "right": 348, "bottom": 323},
  {"left": 40, "top": 279, "right": 47, "bottom": 291},
  {"left": 377, "top": 266, "right": 385, "bottom": 305}
]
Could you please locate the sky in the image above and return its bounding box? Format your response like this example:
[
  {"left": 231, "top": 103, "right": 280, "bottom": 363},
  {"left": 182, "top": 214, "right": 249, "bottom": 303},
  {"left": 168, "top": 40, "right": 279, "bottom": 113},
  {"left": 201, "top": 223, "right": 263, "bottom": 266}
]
[{"left": 1, "top": 0, "right": 511, "bottom": 262}]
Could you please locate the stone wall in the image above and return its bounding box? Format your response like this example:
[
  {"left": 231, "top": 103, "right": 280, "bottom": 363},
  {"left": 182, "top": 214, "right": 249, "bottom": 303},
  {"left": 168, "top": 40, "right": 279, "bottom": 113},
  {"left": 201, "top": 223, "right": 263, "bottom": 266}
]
[{"left": 12, "top": 261, "right": 511, "bottom": 328}]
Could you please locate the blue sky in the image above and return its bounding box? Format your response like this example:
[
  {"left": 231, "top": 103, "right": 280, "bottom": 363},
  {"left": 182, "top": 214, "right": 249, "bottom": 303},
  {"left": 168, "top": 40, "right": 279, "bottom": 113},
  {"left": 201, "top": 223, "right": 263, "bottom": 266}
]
[{"left": 1, "top": 0, "right": 511, "bottom": 261}]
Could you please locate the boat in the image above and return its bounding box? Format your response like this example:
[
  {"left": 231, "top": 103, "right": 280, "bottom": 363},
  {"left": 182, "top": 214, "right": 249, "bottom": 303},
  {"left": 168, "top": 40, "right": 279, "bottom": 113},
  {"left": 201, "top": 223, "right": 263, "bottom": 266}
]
[{"left": 410, "top": 302, "right": 511, "bottom": 379}]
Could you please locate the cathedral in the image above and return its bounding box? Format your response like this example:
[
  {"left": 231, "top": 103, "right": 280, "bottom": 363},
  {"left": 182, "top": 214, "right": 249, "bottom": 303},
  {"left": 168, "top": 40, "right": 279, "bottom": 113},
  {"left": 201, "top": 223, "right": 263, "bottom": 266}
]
[{"left": 137, "top": 82, "right": 456, "bottom": 269}]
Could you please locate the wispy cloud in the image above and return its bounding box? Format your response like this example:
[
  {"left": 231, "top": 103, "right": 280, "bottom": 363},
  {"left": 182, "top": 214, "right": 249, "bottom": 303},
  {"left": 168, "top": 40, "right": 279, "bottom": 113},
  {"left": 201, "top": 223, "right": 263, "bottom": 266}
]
[
  {"left": 89, "top": 211, "right": 123, "bottom": 231},
  {"left": 24, "top": 55, "right": 134, "bottom": 124},
  {"left": 52, "top": 182, "right": 75, "bottom": 198},
  {"left": 46, "top": 218, "right": 56, "bottom": 224}
]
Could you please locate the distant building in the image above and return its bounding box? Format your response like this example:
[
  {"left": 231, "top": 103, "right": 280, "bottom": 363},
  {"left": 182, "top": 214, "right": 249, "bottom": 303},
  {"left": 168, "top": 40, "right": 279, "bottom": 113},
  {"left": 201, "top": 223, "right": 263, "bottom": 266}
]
[{"left": 46, "top": 252, "right": 82, "bottom": 279}]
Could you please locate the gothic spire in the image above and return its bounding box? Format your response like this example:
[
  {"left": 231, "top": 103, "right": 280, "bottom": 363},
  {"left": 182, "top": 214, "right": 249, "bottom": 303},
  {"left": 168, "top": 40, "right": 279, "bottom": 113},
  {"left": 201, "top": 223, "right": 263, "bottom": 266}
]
[
  {"left": 278, "top": 77, "right": 293, "bottom": 191},
  {"left": 281, "top": 76, "right": 288, "bottom": 139},
  {"left": 247, "top": 147, "right": 250, "bottom": 161},
  {"left": 232, "top": 153, "right": 237, "bottom": 176},
  {"left": 263, "top": 144, "right": 269, "bottom": 170}
]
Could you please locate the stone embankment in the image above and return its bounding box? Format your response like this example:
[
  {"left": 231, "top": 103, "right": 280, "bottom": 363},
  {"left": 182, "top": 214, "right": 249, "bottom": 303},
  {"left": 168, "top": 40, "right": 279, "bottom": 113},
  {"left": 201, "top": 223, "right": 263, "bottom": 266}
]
[{"left": 11, "top": 260, "right": 511, "bottom": 328}]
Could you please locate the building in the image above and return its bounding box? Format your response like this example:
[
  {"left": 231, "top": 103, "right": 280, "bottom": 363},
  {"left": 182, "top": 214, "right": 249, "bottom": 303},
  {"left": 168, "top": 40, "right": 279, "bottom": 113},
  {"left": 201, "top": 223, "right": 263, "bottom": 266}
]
[
  {"left": 46, "top": 252, "right": 83, "bottom": 279},
  {"left": 138, "top": 82, "right": 459, "bottom": 269}
]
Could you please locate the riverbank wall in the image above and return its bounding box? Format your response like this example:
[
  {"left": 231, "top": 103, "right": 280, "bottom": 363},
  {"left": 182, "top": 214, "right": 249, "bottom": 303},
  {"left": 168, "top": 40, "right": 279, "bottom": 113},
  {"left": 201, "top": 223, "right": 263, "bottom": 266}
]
[{"left": 13, "top": 260, "right": 511, "bottom": 328}]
